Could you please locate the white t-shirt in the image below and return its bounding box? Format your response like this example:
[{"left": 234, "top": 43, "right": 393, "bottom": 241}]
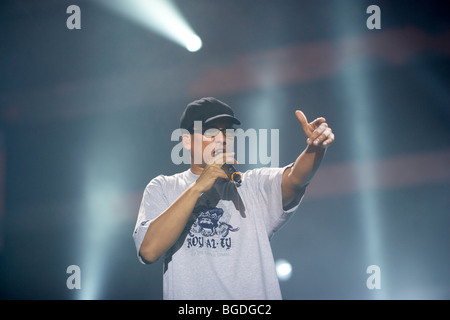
[{"left": 133, "top": 164, "right": 303, "bottom": 300}]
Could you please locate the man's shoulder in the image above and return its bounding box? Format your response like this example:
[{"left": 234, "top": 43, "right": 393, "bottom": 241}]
[
  {"left": 146, "top": 169, "right": 192, "bottom": 188},
  {"left": 242, "top": 165, "right": 286, "bottom": 178}
]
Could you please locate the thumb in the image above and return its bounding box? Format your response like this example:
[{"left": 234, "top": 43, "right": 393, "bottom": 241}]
[{"left": 295, "top": 110, "right": 309, "bottom": 131}]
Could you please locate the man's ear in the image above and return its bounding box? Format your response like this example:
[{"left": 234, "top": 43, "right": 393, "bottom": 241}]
[{"left": 182, "top": 134, "right": 192, "bottom": 151}]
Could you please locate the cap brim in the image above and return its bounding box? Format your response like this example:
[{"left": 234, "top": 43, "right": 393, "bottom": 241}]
[{"left": 205, "top": 114, "right": 241, "bottom": 125}]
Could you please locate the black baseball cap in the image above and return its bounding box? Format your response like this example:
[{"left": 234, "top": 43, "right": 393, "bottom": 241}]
[{"left": 180, "top": 97, "right": 241, "bottom": 131}]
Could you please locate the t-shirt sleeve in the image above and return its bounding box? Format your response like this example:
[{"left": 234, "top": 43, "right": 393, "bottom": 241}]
[
  {"left": 132, "top": 175, "right": 170, "bottom": 264},
  {"left": 248, "top": 163, "right": 304, "bottom": 238}
]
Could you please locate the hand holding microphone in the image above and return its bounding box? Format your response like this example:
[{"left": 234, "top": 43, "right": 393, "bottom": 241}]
[{"left": 194, "top": 150, "right": 242, "bottom": 194}]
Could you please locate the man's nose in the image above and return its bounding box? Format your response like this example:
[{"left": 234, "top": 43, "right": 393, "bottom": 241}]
[{"left": 214, "top": 131, "right": 226, "bottom": 143}]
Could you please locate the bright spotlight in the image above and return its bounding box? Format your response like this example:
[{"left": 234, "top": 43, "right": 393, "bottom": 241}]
[
  {"left": 275, "top": 259, "right": 293, "bottom": 281},
  {"left": 98, "top": 0, "right": 202, "bottom": 52},
  {"left": 185, "top": 34, "right": 202, "bottom": 52}
]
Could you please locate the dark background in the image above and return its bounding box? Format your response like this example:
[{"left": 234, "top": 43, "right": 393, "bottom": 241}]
[{"left": 0, "top": 0, "right": 448, "bottom": 299}]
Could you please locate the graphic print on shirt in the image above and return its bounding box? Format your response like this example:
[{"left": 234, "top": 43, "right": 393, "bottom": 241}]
[{"left": 186, "top": 201, "right": 239, "bottom": 253}]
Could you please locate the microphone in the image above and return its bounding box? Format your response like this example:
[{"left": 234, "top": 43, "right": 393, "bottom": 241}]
[{"left": 221, "top": 163, "right": 242, "bottom": 184}]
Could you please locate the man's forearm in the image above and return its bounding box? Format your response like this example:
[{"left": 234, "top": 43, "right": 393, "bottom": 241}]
[
  {"left": 282, "top": 145, "right": 326, "bottom": 207},
  {"left": 290, "top": 144, "right": 326, "bottom": 187},
  {"left": 139, "top": 184, "right": 202, "bottom": 263}
]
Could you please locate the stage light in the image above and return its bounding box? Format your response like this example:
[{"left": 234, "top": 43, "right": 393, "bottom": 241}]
[
  {"left": 79, "top": 174, "right": 122, "bottom": 300},
  {"left": 334, "top": 1, "right": 385, "bottom": 299},
  {"left": 76, "top": 120, "right": 130, "bottom": 300},
  {"left": 185, "top": 34, "right": 202, "bottom": 52},
  {"left": 275, "top": 259, "right": 293, "bottom": 281},
  {"left": 98, "top": 0, "right": 202, "bottom": 52}
]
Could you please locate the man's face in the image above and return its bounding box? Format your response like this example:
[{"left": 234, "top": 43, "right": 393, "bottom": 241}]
[{"left": 187, "top": 119, "right": 235, "bottom": 167}]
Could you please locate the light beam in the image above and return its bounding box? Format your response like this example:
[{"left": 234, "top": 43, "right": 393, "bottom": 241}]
[{"left": 98, "top": 0, "right": 202, "bottom": 52}]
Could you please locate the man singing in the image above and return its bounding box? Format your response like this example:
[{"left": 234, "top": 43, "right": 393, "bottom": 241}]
[{"left": 133, "top": 97, "right": 334, "bottom": 299}]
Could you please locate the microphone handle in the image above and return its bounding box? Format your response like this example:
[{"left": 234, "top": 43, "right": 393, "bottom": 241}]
[{"left": 221, "top": 164, "right": 242, "bottom": 184}]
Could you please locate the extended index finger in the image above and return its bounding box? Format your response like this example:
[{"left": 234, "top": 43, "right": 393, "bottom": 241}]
[{"left": 295, "top": 110, "right": 309, "bottom": 130}]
